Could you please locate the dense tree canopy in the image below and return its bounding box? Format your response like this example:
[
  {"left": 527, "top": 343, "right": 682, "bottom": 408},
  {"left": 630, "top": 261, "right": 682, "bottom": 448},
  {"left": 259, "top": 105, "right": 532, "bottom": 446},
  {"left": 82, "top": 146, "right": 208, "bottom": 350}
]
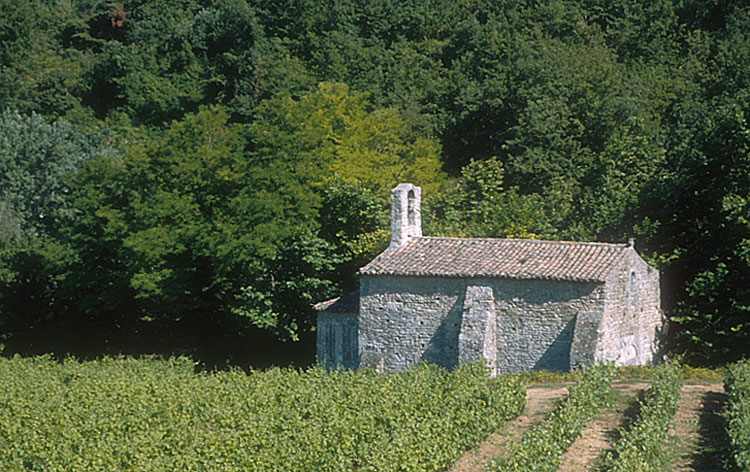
[{"left": 1, "top": 0, "right": 749, "bottom": 366}]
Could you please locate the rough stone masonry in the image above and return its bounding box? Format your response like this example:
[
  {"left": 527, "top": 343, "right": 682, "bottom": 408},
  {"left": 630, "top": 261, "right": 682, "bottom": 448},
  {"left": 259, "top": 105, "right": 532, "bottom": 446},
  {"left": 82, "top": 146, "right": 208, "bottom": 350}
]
[{"left": 316, "top": 183, "right": 666, "bottom": 374}]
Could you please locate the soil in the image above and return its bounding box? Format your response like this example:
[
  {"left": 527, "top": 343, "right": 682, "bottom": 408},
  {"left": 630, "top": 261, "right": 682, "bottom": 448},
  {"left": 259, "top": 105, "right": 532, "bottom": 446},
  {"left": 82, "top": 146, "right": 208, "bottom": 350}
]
[
  {"left": 445, "top": 379, "right": 730, "bottom": 472},
  {"left": 669, "top": 382, "right": 731, "bottom": 472}
]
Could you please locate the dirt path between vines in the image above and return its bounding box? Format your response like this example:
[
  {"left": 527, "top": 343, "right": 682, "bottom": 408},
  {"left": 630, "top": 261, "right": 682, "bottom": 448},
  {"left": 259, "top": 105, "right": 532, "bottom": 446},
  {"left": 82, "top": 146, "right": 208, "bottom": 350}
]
[
  {"left": 447, "top": 380, "right": 729, "bottom": 472},
  {"left": 448, "top": 383, "right": 571, "bottom": 472},
  {"left": 669, "top": 382, "right": 730, "bottom": 472},
  {"left": 557, "top": 381, "right": 649, "bottom": 472}
]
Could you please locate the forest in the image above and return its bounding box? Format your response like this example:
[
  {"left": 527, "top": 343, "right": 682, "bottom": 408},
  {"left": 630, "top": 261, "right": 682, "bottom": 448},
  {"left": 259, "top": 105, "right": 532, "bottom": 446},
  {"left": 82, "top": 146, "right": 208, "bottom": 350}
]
[{"left": 0, "top": 0, "right": 749, "bottom": 367}]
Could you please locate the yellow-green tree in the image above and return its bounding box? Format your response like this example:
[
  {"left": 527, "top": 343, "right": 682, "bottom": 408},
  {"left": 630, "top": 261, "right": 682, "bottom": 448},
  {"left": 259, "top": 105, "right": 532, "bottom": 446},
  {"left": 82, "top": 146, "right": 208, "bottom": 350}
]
[{"left": 247, "top": 82, "right": 445, "bottom": 196}]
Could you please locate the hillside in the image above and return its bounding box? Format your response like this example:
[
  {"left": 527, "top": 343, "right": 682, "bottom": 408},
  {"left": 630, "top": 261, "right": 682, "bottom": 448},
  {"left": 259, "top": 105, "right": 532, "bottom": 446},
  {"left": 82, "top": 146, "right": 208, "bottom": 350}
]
[{"left": 1, "top": 0, "right": 750, "bottom": 366}]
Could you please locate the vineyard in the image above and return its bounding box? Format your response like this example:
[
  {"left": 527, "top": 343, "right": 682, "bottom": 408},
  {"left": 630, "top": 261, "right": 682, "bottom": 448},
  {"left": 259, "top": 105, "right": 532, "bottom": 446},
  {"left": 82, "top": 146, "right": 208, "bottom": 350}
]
[
  {"left": 0, "top": 356, "right": 523, "bottom": 471},
  {"left": 0, "top": 356, "right": 746, "bottom": 472}
]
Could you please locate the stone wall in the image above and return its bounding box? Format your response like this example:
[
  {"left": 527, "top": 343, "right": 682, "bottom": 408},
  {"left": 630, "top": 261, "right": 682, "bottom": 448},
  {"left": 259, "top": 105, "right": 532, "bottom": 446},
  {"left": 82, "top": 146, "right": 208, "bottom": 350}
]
[
  {"left": 491, "top": 279, "right": 604, "bottom": 373},
  {"left": 358, "top": 276, "right": 464, "bottom": 371},
  {"left": 317, "top": 312, "right": 358, "bottom": 370},
  {"left": 595, "top": 249, "right": 664, "bottom": 366},
  {"left": 359, "top": 275, "right": 606, "bottom": 374}
]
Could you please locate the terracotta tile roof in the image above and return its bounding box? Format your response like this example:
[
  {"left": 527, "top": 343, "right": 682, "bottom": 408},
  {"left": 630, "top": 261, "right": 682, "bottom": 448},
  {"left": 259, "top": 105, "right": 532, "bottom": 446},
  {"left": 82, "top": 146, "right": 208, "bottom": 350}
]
[
  {"left": 359, "top": 237, "right": 631, "bottom": 282},
  {"left": 314, "top": 290, "right": 360, "bottom": 313}
]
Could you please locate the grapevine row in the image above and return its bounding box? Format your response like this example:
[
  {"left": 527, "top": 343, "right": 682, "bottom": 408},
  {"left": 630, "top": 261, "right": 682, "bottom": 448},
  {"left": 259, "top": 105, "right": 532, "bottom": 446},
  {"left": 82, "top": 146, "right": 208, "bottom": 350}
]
[
  {"left": 600, "top": 360, "right": 683, "bottom": 471},
  {"left": 726, "top": 359, "right": 750, "bottom": 472},
  {"left": 487, "top": 363, "right": 616, "bottom": 472}
]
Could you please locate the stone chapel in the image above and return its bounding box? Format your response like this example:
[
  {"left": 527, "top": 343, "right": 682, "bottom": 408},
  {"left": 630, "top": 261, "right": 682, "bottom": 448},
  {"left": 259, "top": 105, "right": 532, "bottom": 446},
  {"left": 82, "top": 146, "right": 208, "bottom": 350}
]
[{"left": 315, "top": 183, "right": 665, "bottom": 374}]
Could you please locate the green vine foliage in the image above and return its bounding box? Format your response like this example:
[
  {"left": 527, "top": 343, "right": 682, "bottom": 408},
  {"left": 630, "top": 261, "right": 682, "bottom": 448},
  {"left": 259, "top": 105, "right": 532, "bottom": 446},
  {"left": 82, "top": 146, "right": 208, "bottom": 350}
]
[
  {"left": 488, "top": 364, "right": 616, "bottom": 472},
  {"left": 726, "top": 360, "right": 750, "bottom": 471},
  {"left": 601, "top": 360, "right": 683, "bottom": 472},
  {"left": 0, "top": 357, "right": 524, "bottom": 471}
]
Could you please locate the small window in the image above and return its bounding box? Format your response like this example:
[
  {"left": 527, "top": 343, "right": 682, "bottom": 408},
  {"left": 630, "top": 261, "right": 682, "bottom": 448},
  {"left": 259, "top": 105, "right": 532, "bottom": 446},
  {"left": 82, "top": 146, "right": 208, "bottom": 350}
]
[{"left": 629, "top": 271, "right": 639, "bottom": 309}]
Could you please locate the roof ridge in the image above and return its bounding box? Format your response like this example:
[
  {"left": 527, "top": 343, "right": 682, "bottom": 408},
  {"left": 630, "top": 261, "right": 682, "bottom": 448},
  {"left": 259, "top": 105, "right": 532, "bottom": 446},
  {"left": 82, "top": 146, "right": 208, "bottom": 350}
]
[{"left": 417, "top": 236, "right": 629, "bottom": 248}]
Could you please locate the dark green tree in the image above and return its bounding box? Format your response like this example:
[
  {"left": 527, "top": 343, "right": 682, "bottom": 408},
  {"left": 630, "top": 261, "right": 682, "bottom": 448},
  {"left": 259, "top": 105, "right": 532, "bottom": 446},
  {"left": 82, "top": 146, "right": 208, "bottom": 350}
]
[
  {"left": 233, "top": 179, "right": 387, "bottom": 342},
  {"left": 425, "top": 157, "right": 561, "bottom": 240},
  {"left": 644, "top": 91, "right": 750, "bottom": 364},
  {"left": 0, "top": 0, "right": 99, "bottom": 121}
]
